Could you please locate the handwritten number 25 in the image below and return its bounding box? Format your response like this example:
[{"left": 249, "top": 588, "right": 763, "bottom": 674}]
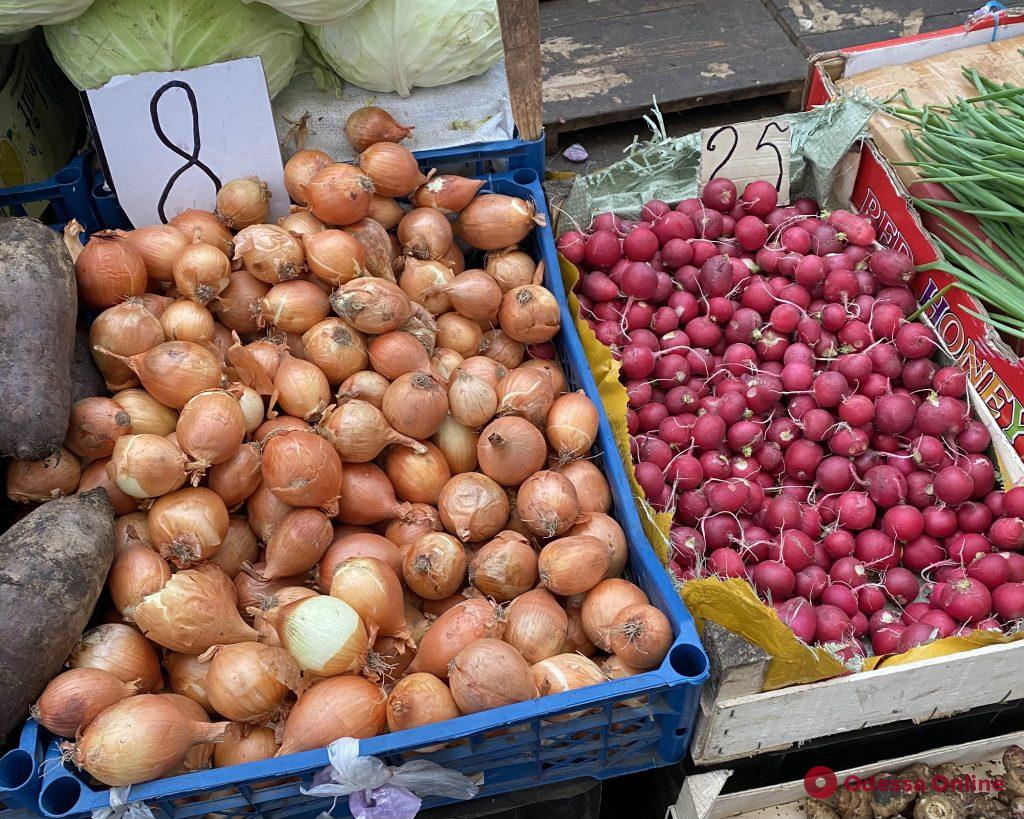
[{"left": 706, "top": 122, "right": 789, "bottom": 192}]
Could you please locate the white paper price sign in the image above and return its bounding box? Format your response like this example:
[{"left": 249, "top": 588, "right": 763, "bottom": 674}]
[
  {"left": 85, "top": 58, "right": 289, "bottom": 228},
  {"left": 699, "top": 118, "right": 792, "bottom": 204}
]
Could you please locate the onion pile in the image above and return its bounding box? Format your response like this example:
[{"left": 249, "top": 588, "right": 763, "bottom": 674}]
[{"left": 17, "top": 106, "right": 672, "bottom": 793}]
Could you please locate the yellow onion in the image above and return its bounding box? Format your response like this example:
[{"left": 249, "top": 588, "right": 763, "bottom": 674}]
[
  {"left": 401, "top": 303, "right": 439, "bottom": 353},
  {"left": 159, "top": 299, "right": 215, "bottom": 343},
  {"left": 254, "top": 417, "right": 308, "bottom": 445},
  {"left": 111, "top": 389, "right": 178, "bottom": 436},
  {"left": 264, "top": 594, "right": 367, "bottom": 676},
  {"left": 330, "top": 556, "right": 406, "bottom": 641},
  {"left": 441, "top": 270, "right": 502, "bottom": 321},
  {"left": 319, "top": 399, "right": 422, "bottom": 463},
  {"left": 366, "top": 635, "right": 415, "bottom": 685},
  {"left": 384, "top": 441, "right": 451, "bottom": 505},
  {"left": 438, "top": 473, "right": 508, "bottom": 542},
  {"left": 337, "top": 370, "right": 390, "bottom": 409},
  {"left": 212, "top": 270, "right": 269, "bottom": 334},
  {"left": 521, "top": 358, "right": 567, "bottom": 394},
  {"left": 476, "top": 417, "right": 546, "bottom": 486},
  {"left": 149, "top": 487, "right": 229, "bottom": 566},
  {"left": 109, "top": 545, "right": 172, "bottom": 620},
  {"left": 544, "top": 393, "right": 599, "bottom": 462},
  {"left": 208, "top": 443, "right": 263, "bottom": 509},
  {"left": 399, "top": 257, "right": 453, "bottom": 314},
  {"left": 457, "top": 356, "right": 506, "bottom": 390},
  {"left": 367, "top": 194, "right": 405, "bottom": 229},
  {"left": 226, "top": 339, "right": 279, "bottom": 397},
  {"left": 176, "top": 390, "right": 246, "bottom": 471},
  {"left": 422, "top": 594, "right": 464, "bottom": 618},
  {"left": 442, "top": 242, "right": 465, "bottom": 274},
  {"left": 95, "top": 341, "right": 223, "bottom": 409},
  {"left": 261, "top": 430, "right": 343, "bottom": 513},
  {"left": 284, "top": 149, "right": 332, "bottom": 205},
  {"left": 345, "top": 106, "right": 414, "bottom": 152},
  {"left": 32, "top": 668, "right": 139, "bottom": 738},
  {"left": 6, "top": 449, "right": 81, "bottom": 503},
  {"left": 409, "top": 599, "right": 504, "bottom": 679},
  {"left": 403, "top": 533, "right": 467, "bottom": 600},
  {"left": 203, "top": 642, "right": 300, "bottom": 722},
  {"left": 539, "top": 535, "right": 611, "bottom": 596},
  {"left": 302, "top": 229, "right": 366, "bottom": 287},
  {"left": 210, "top": 323, "right": 233, "bottom": 364},
  {"left": 497, "top": 366, "right": 555, "bottom": 425},
  {"left": 77, "top": 459, "right": 138, "bottom": 515},
  {"left": 161, "top": 693, "right": 219, "bottom": 772},
  {"left": 245, "top": 482, "right": 294, "bottom": 542},
  {"left": 237, "top": 386, "right": 266, "bottom": 434},
  {"left": 216, "top": 177, "right": 270, "bottom": 229},
  {"left": 556, "top": 460, "right": 610, "bottom": 516},
  {"left": 343, "top": 217, "right": 394, "bottom": 280},
  {"left": 331, "top": 277, "right": 413, "bottom": 334},
  {"left": 272, "top": 353, "right": 331, "bottom": 421},
  {"left": 89, "top": 300, "right": 166, "bottom": 391},
  {"left": 165, "top": 652, "right": 214, "bottom": 712},
  {"left": 235, "top": 564, "right": 308, "bottom": 615},
  {"left": 404, "top": 604, "right": 431, "bottom": 645},
  {"left": 277, "top": 675, "right": 385, "bottom": 756},
  {"left": 601, "top": 654, "right": 643, "bottom": 684},
  {"left": 564, "top": 599, "right": 597, "bottom": 657},
  {"left": 430, "top": 347, "right": 463, "bottom": 385},
  {"left": 436, "top": 314, "right": 483, "bottom": 359},
  {"left": 69, "top": 694, "right": 228, "bottom": 786},
  {"left": 75, "top": 231, "right": 147, "bottom": 309},
  {"left": 70, "top": 623, "right": 163, "bottom": 692},
  {"left": 530, "top": 654, "right": 605, "bottom": 716},
  {"left": 449, "top": 639, "right": 535, "bottom": 714},
  {"left": 319, "top": 533, "right": 402, "bottom": 590},
  {"left": 411, "top": 175, "right": 485, "bottom": 215},
  {"left": 432, "top": 415, "right": 478, "bottom": 474},
  {"left": 386, "top": 672, "right": 459, "bottom": 744},
  {"left": 262, "top": 508, "right": 333, "bottom": 579},
  {"left": 234, "top": 224, "right": 304, "bottom": 284},
  {"left": 499, "top": 285, "right": 560, "bottom": 344},
  {"left": 135, "top": 564, "right": 257, "bottom": 653},
  {"left": 210, "top": 517, "right": 260, "bottom": 578},
  {"left": 139, "top": 292, "right": 174, "bottom": 318},
  {"left": 468, "top": 531, "right": 538, "bottom": 602},
  {"left": 108, "top": 434, "right": 187, "bottom": 498},
  {"left": 335, "top": 462, "right": 412, "bottom": 525},
  {"left": 382, "top": 371, "right": 449, "bottom": 439},
  {"left": 259, "top": 279, "right": 329, "bottom": 334},
  {"left": 504, "top": 588, "right": 567, "bottom": 664},
  {"left": 169, "top": 209, "right": 233, "bottom": 255},
  {"left": 305, "top": 163, "right": 374, "bottom": 226},
  {"left": 122, "top": 224, "right": 189, "bottom": 283},
  {"left": 397, "top": 208, "right": 452, "bottom": 260},
  {"left": 455, "top": 194, "right": 546, "bottom": 251},
  {"left": 567, "top": 513, "right": 627, "bottom": 578},
  {"left": 359, "top": 143, "right": 426, "bottom": 197},
  {"left": 384, "top": 504, "right": 443, "bottom": 549},
  {"left": 214, "top": 724, "right": 279, "bottom": 767},
  {"left": 502, "top": 488, "right": 535, "bottom": 542},
  {"left": 173, "top": 241, "right": 231, "bottom": 304},
  {"left": 278, "top": 209, "right": 325, "bottom": 236},
  {"left": 517, "top": 471, "right": 579, "bottom": 539},
  {"left": 485, "top": 248, "right": 535, "bottom": 292},
  {"left": 581, "top": 579, "right": 649, "bottom": 651},
  {"left": 368, "top": 331, "right": 431, "bottom": 381},
  {"left": 608, "top": 603, "right": 672, "bottom": 669},
  {"left": 114, "top": 511, "right": 151, "bottom": 551},
  {"left": 482, "top": 329, "right": 525, "bottom": 369}
]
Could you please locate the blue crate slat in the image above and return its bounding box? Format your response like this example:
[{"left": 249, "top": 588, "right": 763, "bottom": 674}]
[
  {"left": 0, "top": 721, "right": 43, "bottom": 813},
  {"left": 17, "top": 158, "right": 706, "bottom": 819}
]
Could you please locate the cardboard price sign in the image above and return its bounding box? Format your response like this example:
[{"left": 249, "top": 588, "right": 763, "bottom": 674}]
[
  {"left": 699, "top": 118, "right": 792, "bottom": 204},
  {"left": 84, "top": 57, "right": 289, "bottom": 228}
]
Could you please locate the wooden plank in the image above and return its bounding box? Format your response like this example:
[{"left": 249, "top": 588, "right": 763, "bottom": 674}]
[
  {"left": 764, "top": 0, "right": 980, "bottom": 56},
  {"left": 497, "top": 0, "right": 544, "bottom": 141},
  {"left": 692, "top": 640, "right": 1024, "bottom": 766},
  {"left": 540, "top": 0, "right": 807, "bottom": 134}
]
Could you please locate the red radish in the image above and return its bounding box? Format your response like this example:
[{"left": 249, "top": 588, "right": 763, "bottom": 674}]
[
  {"left": 706, "top": 547, "right": 745, "bottom": 578},
  {"left": 707, "top": 480, "right": 750, "bottom": 514},
  {"left": 704, "top": 514, "right": 741, "bottom": 550},
  {"left": 814, "top": 604, "right": 852, "bottom": 642},
  {"left": 882, "top": 567, "right": 920, "bottom": 605},
  {"left": 939, "top": 577, "right": 992, "bottom": 622},
  {"left": 623, "top": 226, "right": 659, "bottom": 262},
  {"left": 621, "top": 262, "right": 658, "bottom": 300},
  {"left": 751, "top": 560, "right": 795, "bottom": 599},
  {"left": 992, "top": 582, "right": 1024, "bottom": 620},
  {"left": 777, "top": 597, "right": 817, "bottom": 642},
  {"left": 868, "top": 303, "right": 904, "bottom": 340},
  {"left": 836, "top": 492, "right": 876, "bottom": 531},
  {"left": 850, "top": 611, "right": 869, "bottom": 638},
  {"left": 868, "top": 248, "right": 914, "bottom": 286},
  {"left": 702, "top": 179, "right": 738, "bottom": 212},
  {"left": 895, "top": 323, "right": 936, "bottom": 359},
  {"left": 662, "top": 238, "right": 693, "bottom": 268},
  {"left": 948, "top": 533, "right": 991, "bottom": 565},
  {"left": 974, "top": 618, "right": 1002, "bottom": 632},
  {"left": 829, "top": 556, "right": 867, "bottom": 588},
  {"left": 816, "top": 456, "right": 856, "bottom": 493},
  {"left": 641, "top": 200, "right": 671, "bottom": 223},
  {"left": 739, "top": 180, "right": 778, "bottom": 217},
  {"left": 824, "top": 530, "right": 855, "bottom": 559},
  {"left": 933, "top": 466, "right": 974, "bottom": 506},
  {"left": 916, "top": 395, "right": 967, "bottom": 436},
  {"left": 620, "top": 345, "right": 656, "bottom": 378},
  {"left": 985, "top": 491, "right": 1005, "bottom": 519},
  {"left": 795, "top": 566, "right": 828, "bottom": 601},
  {"left": 854, "top": 529, "right": 899, "bottom": 570},
  {"left": 735, "top": 216, "right": 768, "bottom": 252},
  {"left": 838, "top": 395, "right": 874, "bottom": 427},
  {"left": 961, "top": 453, "right": 995, "bottom": 498},
  {"left": 784, "top": 440, "right": 823, "bottom": 480},
  {"left": 968, "top": 553, "right": 1010, "bottom": 590},
  {"left": 692, "top": 413, "right": 726, "bottom": 449},
  {"left": 584, "top": 229, "right": 621, "bottom": 268},
  {"left": 918, "top": 610, "right": 956, "bottom": 638},
  {"left": 901, "top": 358, "right": 938, "bottom": 391},
  {"left": 671, "top": 527, "right": 706, "bottom": 563},
  {"left": 902, "top": 535, "right": 945, "bottom": 574},
  {"left": 829, "top": 426, "right": 869, "bottom": 458},
  {"left": 874, "top": 394, "right": 916, "bottom": 434},
  {"left": 864, "top": 465, "right": 907, "bottom": 509},
  {"left": 675, "top": 199, "right": 702, "bottom": 218},
  {"left": 872, "top": 621, "right": 905, "bottom": 654},
  {"left": 557, "top": 231, "right": 587, "bottom": 264},
  {"left": 637, "top": 403, "right": 668, "bottom": 432},
  {"left": 769, "top": 529, "right": 815, "bottom": 572},
  {"left": 781, "top": 227, "right": 811, "bottom": 254},
  {"left": 800, "top": 409, "right": 835, "bottom": 442},
  {"left": 821, "top": 584, "right": 858, "bottom": 618},
  {"left": 957, "top": 501, "right": 993, "bottom": 534},
  {"left": 933, "top": 366, "right": 967, "bottom": 397},
  {"left": 1005, "top": 487, "right": 1024, "bottom": 518},
  {"left": 911, "top": 436, "right": 944, "bottom": 470},
  {"left": 812, "top": 371, "right": 848, "bottom": 408},
  {"left": 990, "top": 517, "right": 1024, "bottom": 551},
  {"left": 694, "top": 210, "right": 724, "bottom": 240},
  {"left": 1005, "top": 552, "right": 1024, "bottom": 581},
  {"left": 652, "top": 211, "right": 695, "bottom": 244},
  {"left": 902, "top": 602, "right": 931, "bottom": 624},
  {"left": 897, "top": 622, "right": 939, "bottom": 651},
  {"left": 881, "top": 505, "right": 924, "bottom": 542},
  {"left": 857, "top": 585, "right": 886, "bottom": 615}
]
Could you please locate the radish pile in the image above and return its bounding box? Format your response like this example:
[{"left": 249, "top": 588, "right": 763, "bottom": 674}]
[{"left": 559, "top": 177, "right": 1024, "bottom": 663}]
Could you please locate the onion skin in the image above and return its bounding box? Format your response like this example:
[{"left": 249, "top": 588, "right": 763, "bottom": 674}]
[
  {"left": 70, "top": 624, "right": 164, "bottom": 693},
  {"left": 497, "top": 366, "right": 555, "bottom": 426},
  {"left": 302, "top": 230, "right": 366, "bottom": 288},
  {"left": 208, "top": 517, "right": 260, "bottom": 579},
  {"left": 302, "top": 318, "right": 368, "bottom": 385},
  {"left": 330, "top": 556, "right": 407, "bottom": 641},
  {"left": 504, "top": 588, "right": 568, "bottom": 664},
  {"left": 234, "top": 224, "right": 304, "bottom": 284},
  {"left": 367, "top": 634, "right": 416, "bottom": 684},
  {"left": 203, "top": 642, "right": 300, "bottom": 723},
  {"left": 367, "top": 195, "right": 405, "bottom": 229},
  {"left": 384, "top": 441, "right": 451, "bottom": 505},
  {"left": 319, "top": 533, "right": 403, "bottom": 591},
  {"left": 331, "top": 277, "right": 413, "bottom": 335},
  {"left": 469, "top": 531, "right": 538, "bottom": 602},
  {"left": 214, "top": 724, "right": 279, "bottom": 767},
  {"left": 90, "top": 301, "right": 166, "bottom": 392},
  {"left": 448, "top": 638, "right": 536, "bottom": 714},
  {"left": 385, "top": 504, "right": 443, "bottom": 549},
  {"left": 403, "top": 533, "right": 467, "bottom": 600},
  {"left": 320, "top": 399, "right": 425, "bottom": 463},
  {"left": 284, "top": 150, "right": 332, "bottom": 205},
  {"left": 345, "top": 106, "right": 414, "bottom": 153},
  {"left": 245, "top": 482, "right": 293, "bottom": 543},
  {"left": 409, "top": 598, "right": 504, "bottom": 679},
  {"left": 438, "top": 473, "right": 509, "bottom": 543},
  {"left": 276, "top": 675, "right": 385, "bottom": 756},
  {"left": 386, "top": 673, "right": 460, "bottom": 740},
  {"left": 566, "top": 513, "right": 628, "bottom": 578},
  {"left": 77, "top": 457, "right": 139, "bottom": 515},
  {"left": 6, "top": 448, "right": 82, "bottom": 503},
  {"left": 608, "top": 603, "right": 673, "bottom": 670},
  {"left": 432, "top": 415, "right": 479, "bottom": 475},
  {"left": 343, "top": 217, "right": 396, "bottom": 281},
  {"left": 159, "top": 300, "right": 215, "bottom": 343},
  {"left": 75, "top": 231, "right": 148, "bottom": 309},
  {"left": 382, "top": 371, "right": 449, "bottom": 440},
  {"left": 305, "top": 163, "right": 374, "bottom": 226},
  {"left": 539, "top": 535, "right": 612, "bottom": 596},
  {"left": 111, "top": 389, "right": 177, "bottom": 436},
  {"left": 173, "top": 241, "right": 232, "bottom": 304},
  {"left": 531, "top": 653, "right": 606, "bottom": 698},
  {"left": 169, "top": 209, "right": 233, "bottom": 255},
  {"left": 580, "top": 579, "right": 649, "bottom": 652},
  {"left": 517, "top": 470, "right": 580, "bottom": 539},
  {"left": 499, "top": 285, "right": 561, "bottom": 344},
  {"left": 556, "top": 460, "right": 610, "bottom": 515},
  {"left": 122, "top": 224, "right": 189, "bottom": 283},
  {"left": 108, "top": 434, "right": 188, "bottom": 499},
  {"left": 486, "top": 248, "right": 535, "bottom": 293},
  {"left": 411, "top": 175, "right": 485, "bottom": 215},
  {"left": 546, "top": 392, "right": 599, "bottom": 461},
  {"left": 207, "top": 443, "right": 263, "bottom": 509},
  {"left": 114, "top": 512, "right": 151, "bottom": 552},
  {"left": 335, "top": 462, "right": 411, "bottom": 525},
  {"left": 360, "top": 143, "right": 426, "bottom": 198},
  {"left": 149, "top": 487, "right": 229, "bottom": 567},
  {"left": 234, "top": 563, "right": 309, "bottom": 615},
  {"left": 261, "top": 430, "right": 343, "bottom": 514},
  {"left": 215, "top": 177, "right": 270, "bottom": 230},
  {"left": 31, "top": 668, "right": 139, "bottom": 738},
  {"left": 176, "top": 390, "right": 246, "bottom": 471},
  {"left": 95, "top": 341, "right": 223, "bottom": 410}
]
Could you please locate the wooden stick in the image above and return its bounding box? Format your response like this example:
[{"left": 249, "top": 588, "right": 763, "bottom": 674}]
[{"left": 496, "top": 0, "right": 543, "bottom": 142}]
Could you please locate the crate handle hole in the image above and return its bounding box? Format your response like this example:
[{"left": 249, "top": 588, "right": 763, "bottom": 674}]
[
  {"left": 512, "top": 169, "right": 538, "bottom": 185},
  {"left": 54, "top": 166, "right": 83, "bottom": 187},
  {"left": 40, "top": 776, "right": 82, "bottom": 816},
  {"left": 668, "top": 642, "right": 709, "bottom": 679},
  {"left": 0, "top": 749, "right": 32, "bottom": 789}
]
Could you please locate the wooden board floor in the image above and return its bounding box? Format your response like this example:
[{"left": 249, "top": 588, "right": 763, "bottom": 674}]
[
  {"left": 763, "top": 0, "right": 981, "bottom": 55},
  {"left": 540, "top": 0, "right": 808, "bottom": 139}
]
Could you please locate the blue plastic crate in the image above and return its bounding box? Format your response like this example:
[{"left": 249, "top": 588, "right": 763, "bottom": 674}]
[
  {"left": 27, "top": 167, "right": 707, "bottom": 819},
  {"left": 0, "top": 134, "right": 544, "bottom": 235},
  {"left": 0, "top": 721, "right": 43, "bottom": 814}
]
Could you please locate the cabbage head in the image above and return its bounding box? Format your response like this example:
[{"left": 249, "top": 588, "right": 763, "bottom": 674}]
[
  {"left": 244, "top": 0, "right": 370, "bottom": 25},
  {"left": 44, "top": 0, "right": 303, "bottom": 97},
  {"left": 307, "top": 0, "right": 502, "bottom": 97},
  {"left": 0, "top": 0, "right": 92, "bottom": 37}
]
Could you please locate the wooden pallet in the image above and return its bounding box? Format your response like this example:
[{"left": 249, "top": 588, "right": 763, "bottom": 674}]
[{"left": 540, "top": 0, "right": 807, "bottom": 145}]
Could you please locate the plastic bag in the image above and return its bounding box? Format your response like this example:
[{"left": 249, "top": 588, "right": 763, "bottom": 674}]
[
  {"left": 91, "top": 787, "right": 156, "bottom": 819},
  {"left": 301, "top": 737, "right": 479, "bottom": 819}
]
